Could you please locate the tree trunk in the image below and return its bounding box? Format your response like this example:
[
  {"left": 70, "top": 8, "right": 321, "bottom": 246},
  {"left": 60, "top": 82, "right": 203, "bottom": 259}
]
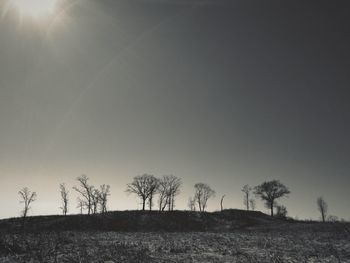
[
  {"left": 159, "top": 199, "right": 162, "bottom": 211},
  {"left": 246, "top": 194, "right": 249, "bottom": 211},
  {"left": 270, "top": 203, "right": 274, "bottom": 217},
  {"left": 149, "top": 195, "right": 152, "bottom": 211},
  {"left": 142, "top": 198, "right": 145, "bottom": 211},
  {"left": 220, "top": 195, "right": 225, "bottom": 212},
  {"left": 171, "top": 195, "right": 174, "bottom": 211}
]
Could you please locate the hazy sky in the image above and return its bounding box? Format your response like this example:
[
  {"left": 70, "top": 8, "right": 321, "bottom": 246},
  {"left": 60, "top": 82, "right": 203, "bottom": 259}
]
[{"left": 0, "top": 0, "right": 349, "bottom": 220}]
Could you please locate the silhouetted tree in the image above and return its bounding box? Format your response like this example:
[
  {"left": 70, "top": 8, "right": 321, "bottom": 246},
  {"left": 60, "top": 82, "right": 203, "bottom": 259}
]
[
  {"left": 167, "top": 175, "right": 182, "bottom": 211},
  {"left": 147, "top": 176, "right": 159, "bottom": 211},
  {"left": 317, "top": 196, "right": 328, "bottom": 222},
  {"left": 254, "top": 180, "right": 290, "bottom": 217},
  {"left": 275, "top": 204, "right": 288, "bottom": 219},
  {"left": 18, "top": 187, "right": 37, "bottom": 219},
  {"left": 241, "top": 184, "right": 252, "bottom": 210},
  {"left": 188, "top": 197, "right": 196, "bottom": 211},
  {"left": 73, "top": 175, "right": 94, "bottom": 215},
  {"left": 59, "top": 183, "right": 69, "bottom": 216},
  {"left": 77, "top": 198, "right": 84, "bottom": 214},
  {"left": 126, "top": 174, "right": 157, "bottom": 211},
  {"left": 158, "top": 178, "right": 168, "bottom": 211},
  {"left": 91, "top": 188, "right": 100, "bottom": 214},
  {"left": 98, "top": 184, "right": 110, "bottom": 213},
  {"left": 220, "top": 195, "right": 225, "bottom": 211},
  {"left": 194, "top": 183, "right": 215, "bottom": 212},
  {"left": 157, "top": 175, "right": 182, "bottom": 211},
  {"left": 249, "top": 199, "right": 256, "bottom": 211}
]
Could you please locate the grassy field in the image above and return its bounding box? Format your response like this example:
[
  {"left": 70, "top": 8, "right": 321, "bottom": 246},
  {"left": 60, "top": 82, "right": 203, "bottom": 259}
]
[{"left": 0, "top": 211, "right": 349, "bottom": 262}]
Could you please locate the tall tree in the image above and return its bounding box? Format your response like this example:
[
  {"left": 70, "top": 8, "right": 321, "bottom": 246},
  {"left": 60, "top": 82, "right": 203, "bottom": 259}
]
[
  {"left": 317, "top": 196, "right": 328, "bottom": 223},
  {"left": 147, "top": 177, "right": 159, "bottom": 211},
  {"left": 77, "top": 198, "right": 85, "bottom": 214},
  {"left": 167, "top": 175, "right": 182, "bottom": 211},
  {"left": 59, "top": 183, "right": 69, "bottom": 216},
  {"left": 249, "top": 199, "right": 256, "bottom": 211},
  {"left": 73, "top": 175, "right": 94, "bottom": 215},
  {"left": 126, "top": 174, "right": 157, "bottom": 211},
  {"left": 254, "top": 180, "right": 290, "bottom": 217},
  {"left": 157, "top": 175, "right": 182, "bottom": 211},
  {"left": 194, "top": 183, "right": 215, "bottom": 212},
  {"left": 18, "top": 187, "right": 37, "bottom": 219},
  {"left": 98, "top": 184, "right": 110, "bottom": 213},
  {"left": 158, "top": 177, "right": 168, "bottom": 211},
  {"left": 188, "top": 197, "right": 196, "bottom": 211},
  {"left": 241, "top": 185, "right": 252, "bottom": 211},
  {"left": 275, "top": 205, "right": 288, "bottom": 219},
  {"left": 91, "top": 188, "right": 100, "bottom": 214}
]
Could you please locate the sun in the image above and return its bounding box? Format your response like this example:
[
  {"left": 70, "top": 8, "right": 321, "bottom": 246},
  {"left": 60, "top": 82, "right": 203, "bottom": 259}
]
[{"left": 9, "top": 0, "right": 58, "bottom": 17}]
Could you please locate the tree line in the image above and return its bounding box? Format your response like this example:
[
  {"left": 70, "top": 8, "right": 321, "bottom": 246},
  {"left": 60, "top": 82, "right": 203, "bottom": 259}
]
[{"left": 18, "top": 176, "right": 338, "bottom": 222}]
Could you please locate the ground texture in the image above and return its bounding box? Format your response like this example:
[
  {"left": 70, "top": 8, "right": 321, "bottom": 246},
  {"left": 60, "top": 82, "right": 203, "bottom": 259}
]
[{"left": 0, "top": 223, "right": 349, "bottom": 263}]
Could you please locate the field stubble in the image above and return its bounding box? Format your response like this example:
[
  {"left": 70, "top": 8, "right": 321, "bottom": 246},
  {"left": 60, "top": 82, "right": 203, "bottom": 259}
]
[{"left": 0, "top": 223, "right": 349, "bottom": 263}]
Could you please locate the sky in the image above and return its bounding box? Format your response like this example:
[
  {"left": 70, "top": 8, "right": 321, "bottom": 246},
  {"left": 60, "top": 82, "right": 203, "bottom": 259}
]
[{"left": 0, "top": 0, "right": 349, "bottom": 220}]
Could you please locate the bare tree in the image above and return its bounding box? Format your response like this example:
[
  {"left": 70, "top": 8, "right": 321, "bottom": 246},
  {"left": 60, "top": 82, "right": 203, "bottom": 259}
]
[
  {"left": 317, "top": 196, "right": 328, "bottom": 223},
  {"left": 249, "top": 199, "right": 256, "bottom": 211},
  {"left": 147, "top": 177, "right": 159, "bottom": 211},
  {"left": 158, "top": 178, "right": 168, "bottom": 211},
  {"left": 194, "top": 183, "right": 215, "bottom": 212},
  {"left": 77, "top": 198, "right": 84, "bottom": 214},
  {"left": 275, "top": 204, "right": 288, "bottom": 219},
  {"left": 59, "top": 183, "right": 69, "bottom": 216},
  {"left": 241, "top": 184, "right": 252, "bottom": 210},
  {"left": 254, "top": 180, "right": 290, "bottom": 217},
  {"left": 73, "top": 175, "right": 94, "bottom": 215},
  {"left": 98, "top": 184, "right": 110, "bottom": 213},
  {"left": 220, "top": 195, "right": 225, "bottom": 211},
  {"left": 126, "top": 174, "right": 157, "bottom": 211},
  {"left": 167, "top": 176, "right": 182, "bottom": 211},
  {"left": 157, "top": 175, "right": 182, "bottom": 211},
  {"left": 91, "top": 188, "right": 100, "bottom": 214},
  {"left": 188, "top": 197, "right": 196, "bottom": 211},
  {"left": 18, "top": 187, "right": 37, "bottom": 219}
]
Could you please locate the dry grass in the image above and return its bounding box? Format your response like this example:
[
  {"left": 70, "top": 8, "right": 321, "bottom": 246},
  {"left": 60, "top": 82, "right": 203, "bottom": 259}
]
[{"left": 0, "top": 223, "right": 349, "bottom": 262}]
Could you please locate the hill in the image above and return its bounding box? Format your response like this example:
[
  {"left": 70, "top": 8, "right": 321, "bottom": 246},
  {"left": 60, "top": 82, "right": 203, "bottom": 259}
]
[
  {"left": 1, "top": 210, "right": 349, "bottom": 262},
  {"left": 0, "top": 209, "right": 278, "bottom": 233}
]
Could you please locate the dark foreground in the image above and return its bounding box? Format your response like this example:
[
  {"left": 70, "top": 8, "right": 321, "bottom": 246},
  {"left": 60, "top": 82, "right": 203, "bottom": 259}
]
[{"left": 0, "top": 211, "right": 349, "bottom": 262}]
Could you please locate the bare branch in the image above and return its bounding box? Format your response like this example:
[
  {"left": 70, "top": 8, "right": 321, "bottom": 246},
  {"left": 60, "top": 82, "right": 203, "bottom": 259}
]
[{"left": 18, "top": 187, "right": 37, "bottom": 218}]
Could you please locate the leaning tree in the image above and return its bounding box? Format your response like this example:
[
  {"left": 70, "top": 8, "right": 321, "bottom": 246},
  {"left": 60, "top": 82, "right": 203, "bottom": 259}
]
[
  {"left": 18, "top": 187, "right": 37, "bottom": 219},
  {"left": 254, "top": 180, "right": 290, "bottom": 217},
  {"left": 317, "top": 196, "right": 328, "bottom": 222},
  {"left": 73, "top": 175, "right": 94, "bottom": 215}
]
